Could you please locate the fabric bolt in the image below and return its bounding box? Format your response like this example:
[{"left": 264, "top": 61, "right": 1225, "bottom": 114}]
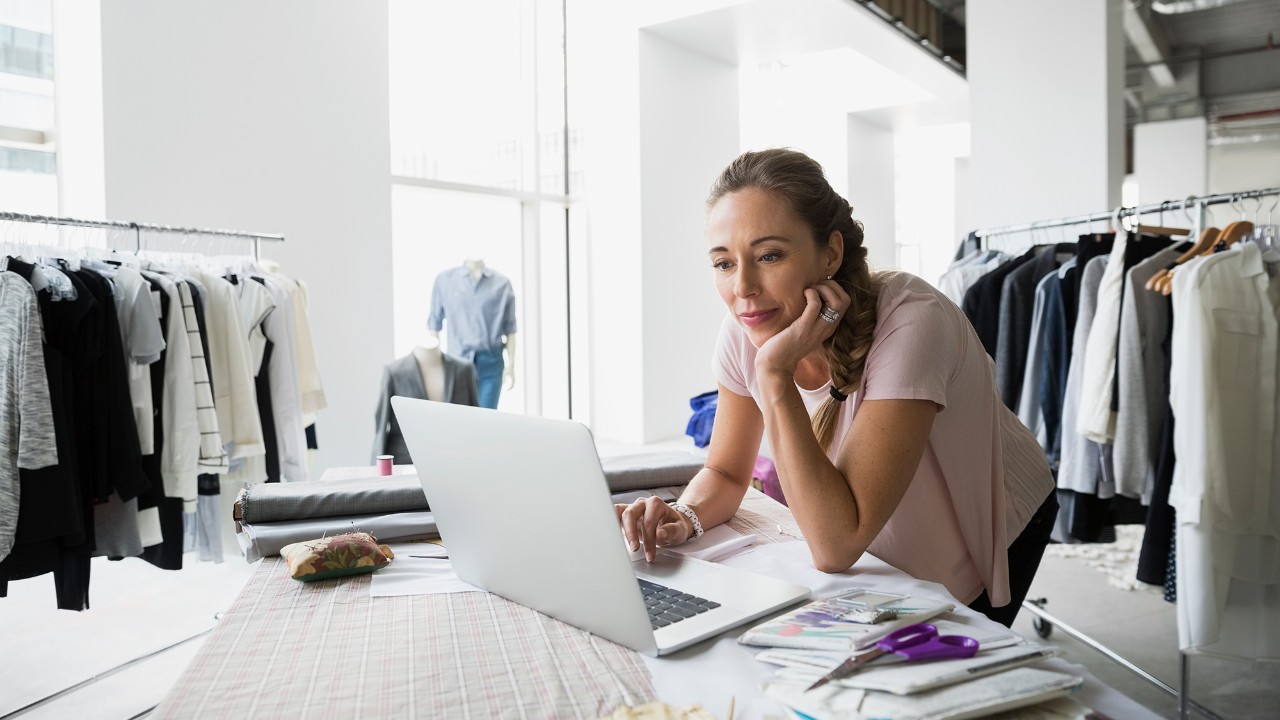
[
  {"left": 427, "top": 265, "right": 518, "bottom": 358},
  {"left": 141, "top": 271, "right": 200, "bottom": 506},
  {"left": 372, "top": 352, "right": 479, "bottom": 463},
  {"left": 1112, "top": 245, "right": 1182, "bottom": 501},
  {"left": 257, "top": 276, "right": 307, "bottom": 483},
  {"left": 472, "top": 347, "right": 505, "bottom": 409},
  {"left": 239, "top": 511, "right": 437, "bottom": 562},
  {"left": 996, "top": 244, "right": 1075, "bottom": 409},
  {"left": 714, "top": 272, "right": 1054, "bottom": 608},
  {"left": 599, "top": 452, "right": 707, "bottom": 493},
  {"left": 1169, "top": 242, "right": 1280, "bottom": 659},
  {"left": 1017, "top": 263, "right": 1071, "bottom": 446},
  {"left": 240, "top": 474, "right": 431, "bottom": 524},
  {"left": 0, "top": 272, "right": 59, "bottom": 561}
]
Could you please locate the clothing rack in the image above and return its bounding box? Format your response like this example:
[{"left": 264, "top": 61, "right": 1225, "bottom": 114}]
[
  {"left": 0, "top": 210, "right": 285, "bottom": 259},
  {"left": 975, "top": 187, "right": 1280, "bottom": 243},
  {"left": 974, "top": 187, "right": 1280, "bottom": 720}
]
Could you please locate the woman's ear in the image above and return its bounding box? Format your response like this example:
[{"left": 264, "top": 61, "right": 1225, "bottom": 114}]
[{"left": 826, "top": 229, "right": 844, "bottom": 273}]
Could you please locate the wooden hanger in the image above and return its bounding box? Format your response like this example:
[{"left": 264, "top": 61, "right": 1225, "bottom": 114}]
[
  {"left": 1155, "top": 221, "right": 1258, "bottom": 295},
  {"left": 1146, "top": 226, "right": 1219, "bottom": 292}
]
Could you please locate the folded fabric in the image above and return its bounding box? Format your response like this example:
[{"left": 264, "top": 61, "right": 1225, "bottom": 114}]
[
  {"left": 239, "top": 511, "right": 437, "bottom": 563},
  {"left": 600, "top": 452, "right": 706, "bottom": 493},
  {"left": 239, "top": 475, "right": 429, "bottom": 524},
  {"left": 281, "top": 531, "right": 394, "bottom": 582}
]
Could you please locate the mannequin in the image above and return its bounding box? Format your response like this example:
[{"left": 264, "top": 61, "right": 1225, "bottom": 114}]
[
  {"left": 413, "top": 335, "right": 446, "bottom": 401},
  {"left": 429, "top": 256, "right": 517, "bottom": 392}
]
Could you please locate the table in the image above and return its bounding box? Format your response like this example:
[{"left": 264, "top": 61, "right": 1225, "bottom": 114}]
[{"left": 154, "top": 485, "right": 1160, "bottom": 719}]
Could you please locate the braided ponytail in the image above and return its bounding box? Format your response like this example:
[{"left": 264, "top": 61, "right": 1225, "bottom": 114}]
[{"left": 708, "top": 149, "right": 883, "bottom": 450}]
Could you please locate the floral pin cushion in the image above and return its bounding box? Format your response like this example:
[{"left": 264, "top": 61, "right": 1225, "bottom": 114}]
[{"left": 280, "top": 532, "right": 394, "bottom": 582}]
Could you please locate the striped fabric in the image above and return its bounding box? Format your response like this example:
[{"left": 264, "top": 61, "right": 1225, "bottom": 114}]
[
  {"left": 153, "top": 488, "right": 794, "bottom": 718},
  {"left": 176, "top": 280, "right": 228, "bottom": 471}
]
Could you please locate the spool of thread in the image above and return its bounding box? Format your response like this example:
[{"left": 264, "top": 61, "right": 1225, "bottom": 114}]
[{"left": 376, "top": 455, "right": 394, "bottom": 476}]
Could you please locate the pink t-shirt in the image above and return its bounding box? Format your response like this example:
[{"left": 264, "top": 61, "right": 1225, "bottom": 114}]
[{"left": 713, "top": 271, "right": 1053, "bottom": 606}]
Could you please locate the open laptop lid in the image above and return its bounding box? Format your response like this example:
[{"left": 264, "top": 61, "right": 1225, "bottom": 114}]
[{"left": 390, "top": 396, "right": 658, "bottom": 654}]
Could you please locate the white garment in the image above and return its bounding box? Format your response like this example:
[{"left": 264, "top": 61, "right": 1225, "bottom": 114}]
[
  {"left": 257, "top": 263, "right": 326, "bottom": 416},
  {"left": 224, "top": 278, "right": 275, "bottom": 488},
  {"left": 1077, "top": 232, "right": 1131, "bottom": 442},
  {"left": 1169, "top": 241, "right": 1280, "bottom": 660},
  {"left": 196, "top": 271, "right": 265, "bottom": 461},
  {"left": 939, "top": 252, "right": 1007, "bottom": 308},
  {"left": 259, "top": 275, "right": 308, "bottom": 482},
  {"left": 174, "top": 277, "right": 228, "bottom": 471},
  {"left": 1057, "top": 256, "right": 1109, "bottom": 496},
  {"left": 140, "top": 271, "right": 200, "bottom": 510}
]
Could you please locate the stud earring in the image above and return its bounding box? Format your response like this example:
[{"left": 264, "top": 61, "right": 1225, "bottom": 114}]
[{"left": 826, "top": 275, "right": 833, "bottom": 281}]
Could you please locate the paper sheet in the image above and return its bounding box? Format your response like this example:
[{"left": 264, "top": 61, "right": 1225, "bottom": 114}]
[{"left": 368, "top": 543, "right": 482, "bottom": 597}]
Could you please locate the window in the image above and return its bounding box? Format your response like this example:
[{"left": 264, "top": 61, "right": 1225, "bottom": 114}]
[
  {"left": 389, "top": 0, "right": 583, "bottom": 418},
  {"left": 0, "top": 23, "right": 53, "bottom": 80}
]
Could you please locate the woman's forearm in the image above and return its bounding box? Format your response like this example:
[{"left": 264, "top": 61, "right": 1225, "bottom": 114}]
[
  {"left": 758, "top": 371, "right": 862, "bottom": 572},
  {"left": 677, "top": 465, "right": 751, "bottom": 531}
]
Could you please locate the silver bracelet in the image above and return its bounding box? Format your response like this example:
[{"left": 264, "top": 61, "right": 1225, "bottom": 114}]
[{"left": 667, "top": 502, "right": 704, "bottom": 542}]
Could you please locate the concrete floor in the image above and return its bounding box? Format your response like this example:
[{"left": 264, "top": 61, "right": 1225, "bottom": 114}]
[{"left": 2, "top": 540, "right": 1276, "bottom": 718}]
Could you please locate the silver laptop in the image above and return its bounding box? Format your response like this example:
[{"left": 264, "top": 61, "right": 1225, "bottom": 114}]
[{"left": 391, "top": 396, "right": 810, "bottom": 656}]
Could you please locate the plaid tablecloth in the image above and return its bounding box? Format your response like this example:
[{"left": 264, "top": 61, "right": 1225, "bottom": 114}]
[{"left": 153, "top": 488, "right": 796, "bottom": 719}]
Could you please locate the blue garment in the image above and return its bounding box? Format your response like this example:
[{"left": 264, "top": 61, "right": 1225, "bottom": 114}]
[
  {"left": 427, "top": 266, "right": 517, "bottom": 358},
  {"left": 472, "top": 348, "right": 505, "bottom": 409},
  {"left": 685, "top": 390, "right": 718, "bottom": 448}
]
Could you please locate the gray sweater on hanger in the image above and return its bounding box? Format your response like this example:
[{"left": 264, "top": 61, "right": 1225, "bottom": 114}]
[{"left": 372, "top": 352, "right": 479, "bottom": 464}]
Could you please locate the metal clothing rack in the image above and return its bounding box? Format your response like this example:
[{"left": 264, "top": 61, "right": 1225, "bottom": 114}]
[
  {"left": 0, "top": 209, "right": 282, "bottom": 718},
  {"left": 0, "top": 210, "right": 285, "bottom": 260},
  {"left": 974, "top": 187, "right": 1280, "bottom": 720}
]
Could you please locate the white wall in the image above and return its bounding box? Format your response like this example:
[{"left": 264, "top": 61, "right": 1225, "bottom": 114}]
[
  {"left": 846, "top": 115, "right": 896, "bottom": 271},
  {"left": 968, "top": 0, "right": 1125, "bottom": 230},
  {"left": 1132, "top": 118, "right": 1207, "bottom": 205},
  {"left": 638, "top": 31, "right": 739, "bottom": 442},
  {"left": 1209, "top": 139, "right": 1280, "bottom": 197},
  {"left": 98, "top": 1, "right": 393, "bottom": 477}
]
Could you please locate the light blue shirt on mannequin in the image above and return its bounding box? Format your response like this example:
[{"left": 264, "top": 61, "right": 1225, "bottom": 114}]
[{"left": 427, "top": 265, "right": 517, "bottom": 359}]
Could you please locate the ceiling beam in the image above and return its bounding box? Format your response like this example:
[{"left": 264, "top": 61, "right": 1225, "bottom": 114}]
[{"left": 1123, "top": 1, "right": 1177, "bottom": 88}]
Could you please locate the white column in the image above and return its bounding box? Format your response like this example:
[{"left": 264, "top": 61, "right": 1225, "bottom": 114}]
[
  {"left": 638, "top": 31, "right": 739, "bottom": 443},
  {"left": 968, "top": 0, "right": 1125, "bottom": 230},
  {"left": 98, "top": 0, "right": 393, "bottom": 477},
  {"left": 847, "top": 115, "right": 897, "bottom": 272},
  {"left": 1133, "top": 118, "right": 1207, "bottom": 206},
  {"left": 51, "top": 0, "right": 105, "bottom": 220}
]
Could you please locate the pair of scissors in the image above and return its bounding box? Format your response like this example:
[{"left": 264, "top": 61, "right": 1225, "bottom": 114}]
[{"left": 805, "top": 623, "right": 979, "bottom": 692}]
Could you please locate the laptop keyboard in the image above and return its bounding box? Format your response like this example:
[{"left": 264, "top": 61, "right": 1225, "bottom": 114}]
[{"left": 637, "top": 578, "right": 721, "bottom": 629}]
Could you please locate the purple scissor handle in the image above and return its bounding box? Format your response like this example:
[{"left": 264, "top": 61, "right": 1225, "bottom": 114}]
[
  {"left": 878, "top": 623, "right": 979, "bottom": 661},
  {"left": 805, "top": 623, "right": 979, "bottom": 692}
]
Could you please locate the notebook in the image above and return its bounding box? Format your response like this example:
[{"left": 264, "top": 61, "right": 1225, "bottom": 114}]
[{"left": 390, "top": 396, "right": 811, "bottom": 656}]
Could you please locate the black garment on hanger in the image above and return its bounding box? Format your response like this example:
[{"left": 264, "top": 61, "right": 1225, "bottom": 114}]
[
  {"left": 962, "top": 245, "right": 1037, "bottom": 358},
  {"left": 1138, "top": 313, "right": 1177, "bottom": 595},
  {"left": 256, "top": 339, "right": 281, "bottom": 483},
  {"left": 73, "top": 268, "right": 148, "bottom": 502},
  {"left": 996, "top": 243, "right": 1077, "bottom": 409}
]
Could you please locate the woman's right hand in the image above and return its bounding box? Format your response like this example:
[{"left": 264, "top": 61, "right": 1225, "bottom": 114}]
[{"left": 615, "top": 496, "right": 693, "bottom": 562}]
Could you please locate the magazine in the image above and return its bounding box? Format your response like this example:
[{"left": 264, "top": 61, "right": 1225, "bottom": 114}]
[{"left": 738, "top": 588, "right": 955, "bottom": 651}]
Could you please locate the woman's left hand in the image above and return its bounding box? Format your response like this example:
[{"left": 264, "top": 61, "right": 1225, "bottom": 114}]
[{"left": 755, "top": 278, "right": 850, "bottom": 376}]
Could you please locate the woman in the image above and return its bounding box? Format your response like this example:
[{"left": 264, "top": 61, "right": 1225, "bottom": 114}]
[{"left": 616, "top": 148, "right": 1056, "bottom": 626}]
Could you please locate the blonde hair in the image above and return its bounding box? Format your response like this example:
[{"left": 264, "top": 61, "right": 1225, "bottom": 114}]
[{"left": 707, "top": 148, "right": 883, "bottom": 449}]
